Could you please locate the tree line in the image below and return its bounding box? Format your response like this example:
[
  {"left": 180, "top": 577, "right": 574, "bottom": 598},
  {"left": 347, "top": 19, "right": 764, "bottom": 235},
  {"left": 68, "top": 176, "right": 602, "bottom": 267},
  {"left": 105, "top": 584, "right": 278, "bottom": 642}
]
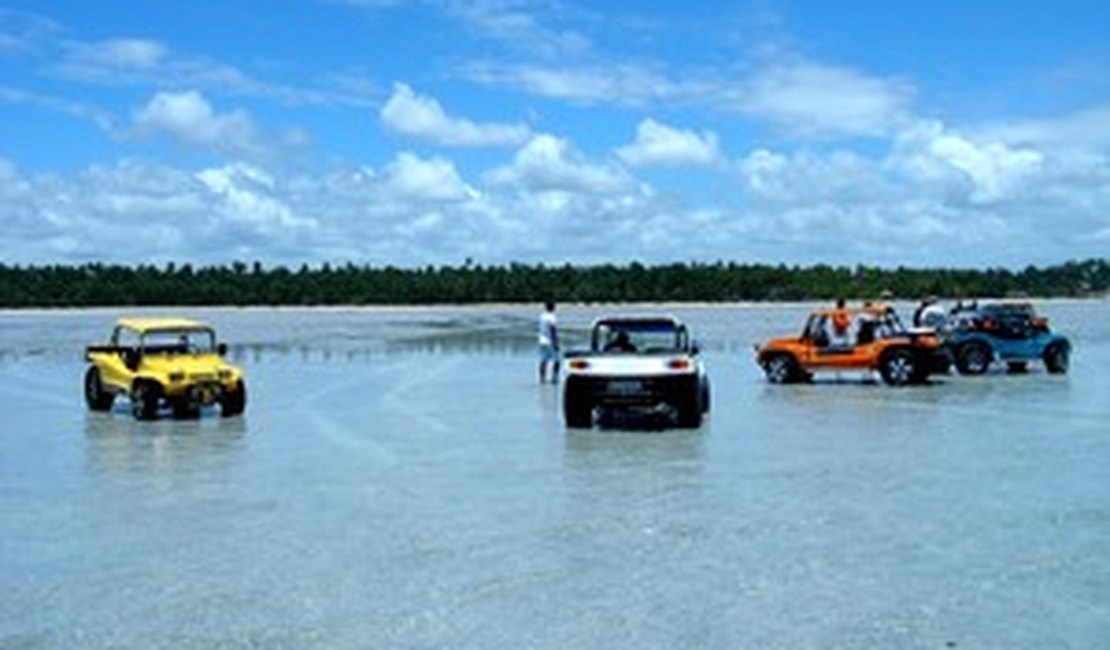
[{"left": 0, "top": 259, "right": 1106, "bottom": 308}]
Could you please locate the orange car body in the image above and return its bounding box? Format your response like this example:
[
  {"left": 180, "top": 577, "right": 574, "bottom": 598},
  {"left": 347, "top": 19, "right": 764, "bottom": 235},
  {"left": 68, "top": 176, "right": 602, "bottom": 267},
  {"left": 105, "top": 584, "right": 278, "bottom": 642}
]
[{"left": 755, "top": 304, "right": 949, "bottom": 385}]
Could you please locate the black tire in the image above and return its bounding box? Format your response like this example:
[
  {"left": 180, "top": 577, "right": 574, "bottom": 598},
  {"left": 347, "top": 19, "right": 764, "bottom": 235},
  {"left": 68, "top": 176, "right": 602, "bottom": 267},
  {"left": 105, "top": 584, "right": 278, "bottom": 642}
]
[
  {"left": 673, "top": 377, "right": 704, "bottom": 428},
  {"left": 879, "top": 349, "right": 917, "bottom": 387},
  {"left": 676, "top": 402, "right": 703, "bottom": 428},
  {"left": 130, "top": 381, "right": 161, "bottom": 420},
  {"left": 1006, "top": 361, "right": 1028, "bottom": 374},
  {"left": 84, "top": 367, "right": 114, "bottom": 411},
  {"left": 1043, "top": 342, "right": 1069, "bottom": 374},
  {"left": 956, "top": 342, "right": 992, "bottom": 375},
  {"left": 220, "top": 380, "right": 247, "bottom": 417},
  {"left": 910, "top": 356, "right": 931, "bottom": 384},
  {"left": 172, "top": 398, "right": 201, "bottom": 420},
  {"left": 764, "top": 354, "right": 800, "bottom": 384},
  {"left": 562, "top": 380, "right": 592, "bottom": 428}
]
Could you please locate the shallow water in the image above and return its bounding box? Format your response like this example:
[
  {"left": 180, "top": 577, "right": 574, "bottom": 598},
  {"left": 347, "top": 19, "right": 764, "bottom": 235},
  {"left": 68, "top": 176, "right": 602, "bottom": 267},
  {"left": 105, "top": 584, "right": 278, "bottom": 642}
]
[{"left": 2, "top": 303, "right": 1109, "bottom": 649}]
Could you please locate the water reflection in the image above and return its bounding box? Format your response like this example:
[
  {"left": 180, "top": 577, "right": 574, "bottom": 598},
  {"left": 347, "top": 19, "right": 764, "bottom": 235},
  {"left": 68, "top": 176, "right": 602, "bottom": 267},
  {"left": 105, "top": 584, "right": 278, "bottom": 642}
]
[
  {"left": 82, "top": 410, "right": 246, "bottom": 481},
  {"left": 225, "top": 333, "right": 539, "bottom": 364},
  {"left": 562, "top": 427, "right": 707, "bottom": 478}
]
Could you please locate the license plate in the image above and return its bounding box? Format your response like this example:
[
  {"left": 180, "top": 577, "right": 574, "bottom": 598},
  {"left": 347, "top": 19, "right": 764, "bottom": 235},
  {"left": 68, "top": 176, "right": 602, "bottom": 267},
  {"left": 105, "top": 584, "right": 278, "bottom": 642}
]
[{"left": 607, "top": 380, "right": 645, "bottom": 395}]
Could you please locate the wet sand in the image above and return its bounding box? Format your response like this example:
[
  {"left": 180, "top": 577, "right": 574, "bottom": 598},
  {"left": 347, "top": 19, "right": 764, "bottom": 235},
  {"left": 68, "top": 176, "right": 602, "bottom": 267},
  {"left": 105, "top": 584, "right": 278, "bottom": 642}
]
[{"left": 2, "top": 302, "right": 1109, "bottom": 648}]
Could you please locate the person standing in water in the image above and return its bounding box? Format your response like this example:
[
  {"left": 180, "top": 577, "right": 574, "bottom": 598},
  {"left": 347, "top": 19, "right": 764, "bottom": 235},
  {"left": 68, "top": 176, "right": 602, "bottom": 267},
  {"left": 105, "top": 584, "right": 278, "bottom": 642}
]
[{"left": 538, "top": 301, "right": 560, "bottom": 383}]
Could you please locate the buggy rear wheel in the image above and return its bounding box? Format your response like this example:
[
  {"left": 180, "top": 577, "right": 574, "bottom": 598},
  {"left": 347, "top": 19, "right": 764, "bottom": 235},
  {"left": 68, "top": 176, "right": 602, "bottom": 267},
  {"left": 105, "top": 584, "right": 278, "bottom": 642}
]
[
  {"left": 562, "top": 380, "right": 592, "bottom": 427},
  {"left": 956, "top": 342, "right": 992, "bottom": 375},
  {"left": 880, "top": 349, "right": 917, "bottom": 387},
  {"left": 84, "top": 367, "right": 114, "bottom": 411}
]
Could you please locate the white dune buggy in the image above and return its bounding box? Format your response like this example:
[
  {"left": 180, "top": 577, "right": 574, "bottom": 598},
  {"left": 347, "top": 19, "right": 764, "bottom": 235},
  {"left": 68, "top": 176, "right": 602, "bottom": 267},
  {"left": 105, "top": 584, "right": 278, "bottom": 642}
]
[{"left": 562, "top": 316, "right": 709, "bottom": 428}]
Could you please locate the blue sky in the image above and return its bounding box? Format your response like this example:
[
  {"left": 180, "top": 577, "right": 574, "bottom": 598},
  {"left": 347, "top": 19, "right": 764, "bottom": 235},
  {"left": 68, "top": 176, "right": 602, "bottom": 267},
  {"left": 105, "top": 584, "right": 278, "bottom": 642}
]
[{"left": 1, "top": 1, "right": 1108, "bottom": 268}]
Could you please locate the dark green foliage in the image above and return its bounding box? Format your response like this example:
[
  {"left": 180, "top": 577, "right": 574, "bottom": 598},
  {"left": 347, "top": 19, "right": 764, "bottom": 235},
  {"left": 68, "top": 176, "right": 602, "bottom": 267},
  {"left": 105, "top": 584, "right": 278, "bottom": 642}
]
[{"left": 0, "top": 259, "right": 1105, "bottom": 307}]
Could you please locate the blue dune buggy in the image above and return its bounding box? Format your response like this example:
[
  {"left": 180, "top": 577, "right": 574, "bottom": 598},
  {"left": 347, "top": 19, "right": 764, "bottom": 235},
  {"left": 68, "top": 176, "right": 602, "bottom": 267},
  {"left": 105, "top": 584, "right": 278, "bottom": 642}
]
[{"left": 941, "top": 302, "right": 1070, "bottom": 375}]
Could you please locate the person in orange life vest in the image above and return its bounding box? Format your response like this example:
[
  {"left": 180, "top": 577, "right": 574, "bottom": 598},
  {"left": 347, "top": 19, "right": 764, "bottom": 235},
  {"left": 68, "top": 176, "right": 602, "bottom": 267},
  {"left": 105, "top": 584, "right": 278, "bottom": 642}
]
[{"left": 830, "top": 297, "right": 851, "bottom": 347}]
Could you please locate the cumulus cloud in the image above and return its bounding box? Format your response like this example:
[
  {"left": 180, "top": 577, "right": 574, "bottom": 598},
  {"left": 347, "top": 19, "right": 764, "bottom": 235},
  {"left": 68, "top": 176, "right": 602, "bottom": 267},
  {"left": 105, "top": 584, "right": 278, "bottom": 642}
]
[
  {"left": 133, "top": 90, "right": 260, "bottom": 155},
  {"left": 727, "top": 122, "right": 1110, "bottom": 265},
  {"left": 487, "top": 133, "right": 634, "bottom": 194},
  {"left": 380, "top": 83, "right": 530, "bottom": 147},
  {"left": 739, "top": 148, "right": 891, "bottom": 204},
  {"left": 196, "top": 164, "right": 316, "bottom": 233},
  {"left": 383, "top": 152, "right": 478, "bottom": 202},
  {"left": 616, "top": 118, "right": 720, "bottom": 167},
  {"left": 0, "top": 159, "right": 313, "bottom": 263},
  {"left": 1, "top": 145, "right": 1107, "bottom": 268},
  {"left": 892, "top": 121, "right": 1044, "bottom": 203}
]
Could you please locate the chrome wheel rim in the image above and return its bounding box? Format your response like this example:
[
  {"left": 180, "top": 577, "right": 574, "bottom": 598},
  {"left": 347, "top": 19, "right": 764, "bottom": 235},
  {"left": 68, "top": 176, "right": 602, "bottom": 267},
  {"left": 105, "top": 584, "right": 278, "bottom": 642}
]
[
  {"left": 966, "top": 347, "right": 988, "bottom": 372},
  {"left": 767, "top": 358, "right": 790, "bottom": 383},
  {"left": 887, "top": 355, "right": 913, "bottom": 385}
]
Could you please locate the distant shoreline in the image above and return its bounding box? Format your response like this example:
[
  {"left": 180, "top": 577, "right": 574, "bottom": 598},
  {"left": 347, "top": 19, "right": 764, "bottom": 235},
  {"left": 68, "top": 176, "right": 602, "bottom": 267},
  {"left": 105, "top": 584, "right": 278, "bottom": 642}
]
[
  {"left": 2, "top": 259, "right": 1106, "bottom": 309},
  {"left": 2, "top": 296, "right": 1106, "bottom": 317}
]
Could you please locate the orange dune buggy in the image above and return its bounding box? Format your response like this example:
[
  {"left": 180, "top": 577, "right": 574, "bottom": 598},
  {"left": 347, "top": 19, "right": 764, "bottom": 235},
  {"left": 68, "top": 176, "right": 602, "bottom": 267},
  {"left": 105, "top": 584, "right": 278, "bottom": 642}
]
[{"left": 754, "top": 304, "right": 950, "bottom": 386}]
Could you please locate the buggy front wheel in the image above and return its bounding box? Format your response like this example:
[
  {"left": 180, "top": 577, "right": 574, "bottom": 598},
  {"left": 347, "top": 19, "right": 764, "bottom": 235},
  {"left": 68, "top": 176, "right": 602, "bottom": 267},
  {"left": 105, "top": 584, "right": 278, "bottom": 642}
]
[{"left": 1043, "top": 343, "right": 1069, "bottom": 374}]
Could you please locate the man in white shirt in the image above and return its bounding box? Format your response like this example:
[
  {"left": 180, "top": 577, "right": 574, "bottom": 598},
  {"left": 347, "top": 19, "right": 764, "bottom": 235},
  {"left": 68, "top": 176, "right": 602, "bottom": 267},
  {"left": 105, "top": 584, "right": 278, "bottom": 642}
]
[{"left": 538, "top": 301, "right": 560, "bottom": 383}]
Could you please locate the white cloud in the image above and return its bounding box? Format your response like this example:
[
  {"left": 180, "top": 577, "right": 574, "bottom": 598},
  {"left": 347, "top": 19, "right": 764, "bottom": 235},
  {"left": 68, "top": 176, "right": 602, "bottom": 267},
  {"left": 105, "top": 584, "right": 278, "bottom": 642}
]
[
  {"left": 892, "top": 121, "right": 1044, "bottom": 203},
  {"left": 383, "top": 152, "right": 478, "bottom": 202},
  {"left": 467, "top": 58, "right": 913, "bottom": 139},
  {"left": 133, "top": 90, "right": 261, "bottom": 156},
  {"left": 380, "top": 83, "right": 530, "bottom": 147},
  {"left": 2, "top": 109, "right": 1107, "bottom": 269},
  {"left": 0, "top": 160, "right": 315, "bottom": 263},
  {"left": 727, "top": 129, "right": 1110, "bottom": 265},
  {"left": 72, "top": 38, "right": 167, "bottom": 70},
  {"left": 734, "top": 61, "right": 913, "bottom": 138},
  {"left": 616, "top": 118, "right": 720, "bottom": 167},
  {"left": 739, "top": 148, "right": 891, "bottom": 204},
  {"left": 487, "top": 133, "right": 635, "bottom": 194},
  {"left": 452, "top": 1, "right": 591, "bottom": 57},
  {"left": 463, "top": 62, "right": 687, "bottom": 106},
  {"left": 981, "top": 105, "right": 1110, "bottom": 150},
  {"left": 0, "top": 84, "right": 117, "bottom": 132},
  {"left": 196, "top": 163, "right": 316, "bottom": 233},
  {"left": 46, "top": 29, "right": 373, "bottom": 108}
]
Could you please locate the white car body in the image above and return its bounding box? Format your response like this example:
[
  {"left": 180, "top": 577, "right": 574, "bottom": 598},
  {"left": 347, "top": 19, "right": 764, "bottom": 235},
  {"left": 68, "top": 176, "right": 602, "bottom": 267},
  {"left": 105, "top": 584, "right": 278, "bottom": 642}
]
[{"left": 562, "top": 316, "right": 709, "bottom": 428}]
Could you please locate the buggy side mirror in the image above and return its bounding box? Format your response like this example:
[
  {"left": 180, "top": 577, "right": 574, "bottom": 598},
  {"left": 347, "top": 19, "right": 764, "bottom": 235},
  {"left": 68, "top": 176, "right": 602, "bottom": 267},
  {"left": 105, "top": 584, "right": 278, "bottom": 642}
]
[{"left": 217, "top": 342, "right": 228, "bottom": 356}]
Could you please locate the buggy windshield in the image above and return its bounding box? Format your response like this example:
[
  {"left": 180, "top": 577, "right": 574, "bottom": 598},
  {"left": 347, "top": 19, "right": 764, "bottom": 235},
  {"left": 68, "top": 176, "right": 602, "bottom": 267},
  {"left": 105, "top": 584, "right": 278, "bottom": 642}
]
[
  {"left": 141, "top": 328, "right": 217, "bottom": 355},
  {"left": 594, "top": 320, "right": 687, "bottom": 353}
]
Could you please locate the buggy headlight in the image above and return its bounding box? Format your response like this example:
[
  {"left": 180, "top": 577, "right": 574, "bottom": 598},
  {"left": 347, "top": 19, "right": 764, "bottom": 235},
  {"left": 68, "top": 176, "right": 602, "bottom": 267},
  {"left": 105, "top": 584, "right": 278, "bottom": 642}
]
[
  {"left": 169, "top": 372, "right": 185, "bottom": 383},
  {"left": 218, "top": 369, "right": 232, "bottom": 380}
]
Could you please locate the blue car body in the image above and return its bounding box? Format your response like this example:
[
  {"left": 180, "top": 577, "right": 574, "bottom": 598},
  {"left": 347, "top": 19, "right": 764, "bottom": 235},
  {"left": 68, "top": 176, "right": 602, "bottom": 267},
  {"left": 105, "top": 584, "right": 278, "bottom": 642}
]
[{"left": 942, "top": 302, "right": 1070, "bottom": 374}]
